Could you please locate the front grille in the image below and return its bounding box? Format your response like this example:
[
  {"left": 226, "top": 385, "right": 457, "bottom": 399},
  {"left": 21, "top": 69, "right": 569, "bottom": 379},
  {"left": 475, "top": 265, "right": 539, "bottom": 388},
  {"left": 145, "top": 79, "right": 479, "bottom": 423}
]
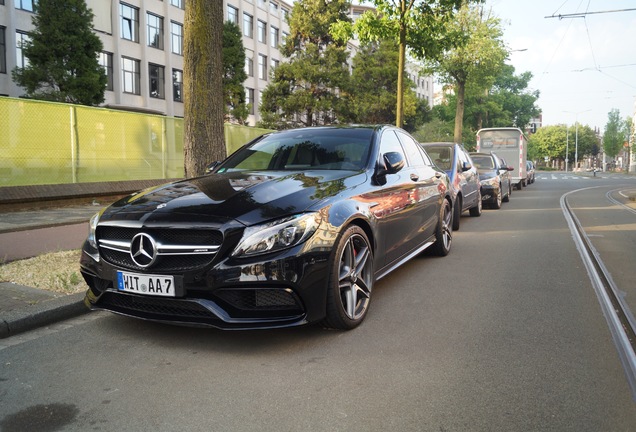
[
  {"left": 100, "top": 249, "right": 213, "bottom": 272},
  {"left": 96, "top": 226, "right": 222, "bottom": 272}
]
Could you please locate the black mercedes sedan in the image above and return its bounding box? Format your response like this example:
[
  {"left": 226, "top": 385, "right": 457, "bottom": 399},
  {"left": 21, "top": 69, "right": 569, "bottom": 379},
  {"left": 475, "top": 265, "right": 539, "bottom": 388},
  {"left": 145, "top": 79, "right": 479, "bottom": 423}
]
[{"left": 80, "top": 125, "right": 453, "bottom": 330}]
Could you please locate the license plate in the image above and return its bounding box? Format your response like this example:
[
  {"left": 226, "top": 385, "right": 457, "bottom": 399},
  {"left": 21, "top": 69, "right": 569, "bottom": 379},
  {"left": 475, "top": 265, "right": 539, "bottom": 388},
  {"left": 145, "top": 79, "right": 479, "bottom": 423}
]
[{"left": 116, "top": 271, "right": 175, "bottom": 297}]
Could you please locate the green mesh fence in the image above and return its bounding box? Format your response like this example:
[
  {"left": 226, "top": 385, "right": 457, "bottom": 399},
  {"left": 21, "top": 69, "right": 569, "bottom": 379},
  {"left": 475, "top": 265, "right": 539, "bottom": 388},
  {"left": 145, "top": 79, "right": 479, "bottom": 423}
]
[{"left": 0, "top": 97, "right": 273, "bottom": 187}]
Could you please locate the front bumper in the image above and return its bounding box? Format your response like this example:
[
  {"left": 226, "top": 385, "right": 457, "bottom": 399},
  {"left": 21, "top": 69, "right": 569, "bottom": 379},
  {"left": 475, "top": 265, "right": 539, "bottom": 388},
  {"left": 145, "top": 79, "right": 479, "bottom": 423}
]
[
  {"left": 479, "top": 183, "right": 501, "bottom": 204},
  {"left": 80, "top": 240, "right": 332, "bottom": 330}
]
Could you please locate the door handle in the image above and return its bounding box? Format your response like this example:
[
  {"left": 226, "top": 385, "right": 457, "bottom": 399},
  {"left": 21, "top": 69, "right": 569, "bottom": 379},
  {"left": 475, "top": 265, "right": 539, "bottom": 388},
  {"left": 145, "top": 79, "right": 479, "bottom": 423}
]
[{"left": 410, "top": 173, "right": 419, "bottom": 182}]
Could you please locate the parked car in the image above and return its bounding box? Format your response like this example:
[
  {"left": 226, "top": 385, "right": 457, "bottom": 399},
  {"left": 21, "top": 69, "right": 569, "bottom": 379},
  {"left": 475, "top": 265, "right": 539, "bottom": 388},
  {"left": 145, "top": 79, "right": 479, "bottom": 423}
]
[
  {"left": 420, "top": 142, "right": 481, "bottom": 230},
  {"left": 80, "top": 126, "right": 454, "bottom": 331},
  {"left": 469, "top": 152, "right": 513, "bottom": 209},
  {"left": 526, "top": 160, "right": 536, "bottom": 184}
]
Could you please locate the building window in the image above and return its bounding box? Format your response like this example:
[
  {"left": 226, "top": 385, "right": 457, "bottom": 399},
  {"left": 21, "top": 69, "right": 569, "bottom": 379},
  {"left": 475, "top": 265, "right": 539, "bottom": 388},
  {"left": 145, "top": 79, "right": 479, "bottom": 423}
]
[
  {"left": 282, "top": 31, "right": 289, "bottom": 45},
  {"left": 98, "top": 52, "right": 113, "bottom": 91},
  {"left": 170, "top": 0, "right": 184, "bottom": 10},
  {"left": 281, "top": 8, "right": 289, "bottom": 21},
  {"left": 121, "top": 56, "right": 140, "bottom": 95},
  {"left": 120, "top": 3, "right": 139, "bottom": 42},
  {"left": 246, "top": 88, "right": 254, "bottom": 115},
  {"left": 245, "top": 53, "right": 253, "bottom": 77},
  {"left": 270, "top": 26, "right": 278, "bottom": 48},
  {"left": 270, "top": 58, "right": 279, "bottom": 71},
  {"left": 15, "top": 31, "right": 30, "bottom": 69},
  {"left": 171, "top": 21, "right": 183, "bottom": 55},
  {"left": 172, "top": 69, "right": 183, "bottom": 102},
  {"left": 0, "top": 27, "right": 6, "bottom": 74},
  {"left": 269, "top": 2, "right": 278, "bottom": 14},
  {"left": 147, "top": 13, "right": 164, "bottom": 50},
  {"left": 243, "top": 13, "right": 253, "bottom": 38},
  {"left": 227, "top": 5, "right": 238, "bottom": 25},
  {"left": 258, "top": 0, "right": 267, "bottom": 8},
  {"left": 257, "top": 20, "right": 266, "bottom": 44},
  {"left": 15, "top": 0, "right": 34, "bottom": 12},
  {"left": 258, "top": 54, "right": 267, "bottom": 80},
  {"left": 149, "top": 64, "right": 165, "bottom": 99}
]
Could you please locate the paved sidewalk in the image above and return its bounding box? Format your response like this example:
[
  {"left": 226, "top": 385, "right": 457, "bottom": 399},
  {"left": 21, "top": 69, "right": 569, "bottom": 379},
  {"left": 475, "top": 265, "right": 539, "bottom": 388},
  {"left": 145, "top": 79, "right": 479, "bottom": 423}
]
[{"left": 0, "top": 203, "right": 101, "bottom": 338}]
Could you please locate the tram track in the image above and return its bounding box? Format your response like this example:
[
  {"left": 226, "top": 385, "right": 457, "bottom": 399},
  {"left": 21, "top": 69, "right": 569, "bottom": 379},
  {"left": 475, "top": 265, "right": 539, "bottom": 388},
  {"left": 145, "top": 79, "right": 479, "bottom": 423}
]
[{"left": 561, "top": 186, "right": 636, "bottom": 399}]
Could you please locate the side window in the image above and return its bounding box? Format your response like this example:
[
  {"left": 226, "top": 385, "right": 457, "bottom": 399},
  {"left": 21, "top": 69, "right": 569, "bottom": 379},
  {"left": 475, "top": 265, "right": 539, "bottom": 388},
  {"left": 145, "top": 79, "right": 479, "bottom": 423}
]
[
  {"left": 457, "top": 148, "right": 469, "bottom": 172},
  {"left": 419, "top": 146, "right": 434, "bottom": 166},
  {"left": 379, "top": 131, "right": 406, "bottom": 166},
  {"left": 396, "top": 131, "right": 425, "bottom": 167}
]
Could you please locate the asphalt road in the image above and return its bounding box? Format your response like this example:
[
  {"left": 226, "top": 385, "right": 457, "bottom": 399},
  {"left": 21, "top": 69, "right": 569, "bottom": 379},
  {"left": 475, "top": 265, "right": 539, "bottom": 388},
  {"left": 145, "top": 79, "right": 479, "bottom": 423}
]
[{"left": 1, "top": 173, "right": 636, "bottom": 431}]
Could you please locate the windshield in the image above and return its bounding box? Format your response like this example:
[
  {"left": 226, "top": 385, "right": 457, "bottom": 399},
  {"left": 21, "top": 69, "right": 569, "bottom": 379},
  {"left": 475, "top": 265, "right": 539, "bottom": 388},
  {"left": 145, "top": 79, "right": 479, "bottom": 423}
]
[
  {"left": 471, "top": 155, "right": 495, "bottom": 170},
  {"left": 217, "top": 129, "right": 374, "bottom": 172}
]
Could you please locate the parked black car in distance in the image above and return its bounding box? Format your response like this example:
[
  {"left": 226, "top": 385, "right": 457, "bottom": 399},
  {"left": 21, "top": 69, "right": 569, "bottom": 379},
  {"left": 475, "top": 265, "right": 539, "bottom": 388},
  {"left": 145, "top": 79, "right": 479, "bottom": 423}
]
[
  {"left": 80, "top": 126, "right": 454, "bottom": 331},
  {"left": 469, "top": 152, "right": 513, "bottom": 209},
  {"left": 420, "top": 142, "right": 481, "bottom": 230}
]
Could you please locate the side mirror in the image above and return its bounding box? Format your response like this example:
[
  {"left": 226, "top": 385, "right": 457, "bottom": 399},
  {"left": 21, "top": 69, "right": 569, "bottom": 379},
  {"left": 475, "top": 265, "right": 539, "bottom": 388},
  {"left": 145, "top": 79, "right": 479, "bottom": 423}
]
[
  {"left": 205, "top": 161, "right": 221, "bottom": 174},
  {"left": 383, "top": 152, "right": 405, "bottom": 175},
  {"left": 506, "top": 165, "right": 515, "bottom": 172},
  {"left": 461, "top": 161, "right": 473, "bottom": 172}
]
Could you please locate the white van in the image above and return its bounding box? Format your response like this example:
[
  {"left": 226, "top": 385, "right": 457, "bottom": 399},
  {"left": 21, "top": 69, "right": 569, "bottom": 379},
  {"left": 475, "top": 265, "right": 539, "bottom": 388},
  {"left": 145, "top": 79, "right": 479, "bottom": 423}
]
[{"left": 476, "top": 128, "right": 528, "bottom": 190}]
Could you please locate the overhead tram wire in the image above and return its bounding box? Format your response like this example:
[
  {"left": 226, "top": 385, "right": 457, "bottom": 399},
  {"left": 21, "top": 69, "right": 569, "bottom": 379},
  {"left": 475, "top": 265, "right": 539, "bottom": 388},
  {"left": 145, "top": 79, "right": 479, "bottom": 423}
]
[{"left": 545, "top": 7, "right": 636, "bottom": 19}]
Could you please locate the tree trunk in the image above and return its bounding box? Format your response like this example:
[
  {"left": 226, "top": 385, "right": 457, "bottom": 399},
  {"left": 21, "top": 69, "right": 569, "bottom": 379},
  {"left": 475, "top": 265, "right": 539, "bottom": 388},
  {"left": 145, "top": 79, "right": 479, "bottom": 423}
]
[
  {"left": 454, "top": 79, "right": 465, "bottom": 143},
  {"left": 396, "top": 1, "right": 407, "bottom": 128},
  {"left": 183, "top": 0, "right": 225, "bottom": 178}
]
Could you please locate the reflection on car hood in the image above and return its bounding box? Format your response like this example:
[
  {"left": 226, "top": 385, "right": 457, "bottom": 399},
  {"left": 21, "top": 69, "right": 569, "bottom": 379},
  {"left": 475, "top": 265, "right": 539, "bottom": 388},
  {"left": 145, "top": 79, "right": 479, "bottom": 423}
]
[{"left": 99, "top": 170, "right": 367, "bottom": 226}]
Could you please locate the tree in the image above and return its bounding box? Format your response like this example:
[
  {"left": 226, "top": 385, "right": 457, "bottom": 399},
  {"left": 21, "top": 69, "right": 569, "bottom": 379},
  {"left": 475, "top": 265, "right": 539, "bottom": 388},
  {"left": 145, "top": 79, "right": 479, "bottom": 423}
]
[
  {"left": 11, "top": 0, "right": 106, "bottom": 106},
  {"left": 331, "top": 0, "right": 465, "bottom": 128},
  {"left": 258, "top": 0, "right": 353, "bottom": 129},
  {"left": 529, "top": 124, "right": 599, "bottom": 166},
  {"left": 424, "top": 3, "right": 507, "bottom": 143},
  {"left": 222, "top": 22, "right": 248, "bottom": 124},
  {"left": 350, "top": 39, "right": 418, "bottom": 127},
  {"left": 183, "top": 0, "right": 225, "bottom": 177},
  {"left": 603, "top": 109, "right": 626, "bottom": 158}
]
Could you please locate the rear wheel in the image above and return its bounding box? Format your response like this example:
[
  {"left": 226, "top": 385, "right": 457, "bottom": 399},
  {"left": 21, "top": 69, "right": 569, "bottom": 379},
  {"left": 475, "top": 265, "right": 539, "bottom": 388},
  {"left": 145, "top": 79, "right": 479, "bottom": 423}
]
[
  {"left": 452, "top": 196, "right": 461, "bottom": 230},
  {"left": 469, "top": 190, "right": 482, "bottom": 217},
  {"left": 323, "top": 226, "right": 374, "bottom": 330},
  {"left": 431, "top": 199, "right": 452, "bottom": 257},
  {"left": 503, "top": 182, "right": 510, "bottom": 203}
]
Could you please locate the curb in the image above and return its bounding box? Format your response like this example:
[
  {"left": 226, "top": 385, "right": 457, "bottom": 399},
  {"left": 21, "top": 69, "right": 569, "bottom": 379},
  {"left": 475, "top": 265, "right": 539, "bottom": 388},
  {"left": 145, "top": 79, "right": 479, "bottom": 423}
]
[{"left": 0, "top": 292, "right": 89, "bottom": 339}]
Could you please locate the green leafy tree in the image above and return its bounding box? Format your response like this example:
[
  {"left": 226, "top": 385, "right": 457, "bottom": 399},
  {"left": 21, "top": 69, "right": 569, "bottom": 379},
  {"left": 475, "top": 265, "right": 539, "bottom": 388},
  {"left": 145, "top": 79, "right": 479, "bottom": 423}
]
[
  {"left": 350, "top": 39, "right": 418, "bottom": 127},
  {"left": 223, "top": 21, "right": 248, "bottom": 124},
  {"left": 259, "top": 0, "right": 353, "bottom": 129},
  {"left": 331, "top": 0, "right": 466, "bottom": 128},
  {"left": 424, "top": 3, "right": 507, "bottom": 143},
  {"left": 184, "top": 0, "right": 225, "bottom": 177},
  {"left": 603, "top": 109, "right": 627, "bottom": 158},
  {"left": 11, "top": 0, "right": 106, "bottom": 105},
  {"left": 529, "top": 124, "right": 599, "bottom": 167}
]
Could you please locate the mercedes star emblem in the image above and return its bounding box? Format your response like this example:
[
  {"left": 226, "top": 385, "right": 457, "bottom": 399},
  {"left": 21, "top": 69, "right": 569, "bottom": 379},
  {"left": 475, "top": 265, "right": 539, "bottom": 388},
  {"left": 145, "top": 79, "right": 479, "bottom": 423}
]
[{"left": 130, "top": 233, "right": 157, "bottom": 268}]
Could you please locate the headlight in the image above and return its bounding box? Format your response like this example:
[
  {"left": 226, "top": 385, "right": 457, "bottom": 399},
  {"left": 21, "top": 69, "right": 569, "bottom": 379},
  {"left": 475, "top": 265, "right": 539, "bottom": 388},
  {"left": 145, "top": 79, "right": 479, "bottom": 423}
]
[
  {"left": 87, "top": 212, "right": 101, "bottom": 248},
  {"left": 232, "top": 213, "right": 321, "bottom": 257}
]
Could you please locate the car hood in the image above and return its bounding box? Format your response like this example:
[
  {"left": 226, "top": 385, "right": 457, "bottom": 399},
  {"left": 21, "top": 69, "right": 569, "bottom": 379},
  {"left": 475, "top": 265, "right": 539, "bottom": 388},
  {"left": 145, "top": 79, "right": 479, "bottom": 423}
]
[{"left": 98, "top": 170, "right": 367, "bottom": 226}]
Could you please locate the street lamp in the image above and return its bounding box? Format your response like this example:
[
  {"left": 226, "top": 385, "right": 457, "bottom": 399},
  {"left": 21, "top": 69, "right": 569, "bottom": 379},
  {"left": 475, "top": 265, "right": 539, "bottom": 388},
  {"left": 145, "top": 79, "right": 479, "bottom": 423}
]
[{"left": 564, "top": 109, "right": 592, "bottom": 171}]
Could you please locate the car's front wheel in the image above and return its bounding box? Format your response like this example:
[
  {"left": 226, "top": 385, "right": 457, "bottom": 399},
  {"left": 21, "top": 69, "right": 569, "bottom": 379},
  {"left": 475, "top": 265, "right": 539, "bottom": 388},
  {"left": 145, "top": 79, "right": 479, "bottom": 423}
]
[
  {"left": 492, "top": 185, "right": 502, "bottom": 209},
  {"left": 323, "top": 225, "right": 374, "bottom": 330},
  {"left": 431, "top": 198, "right": 452, "bottom": 257}
]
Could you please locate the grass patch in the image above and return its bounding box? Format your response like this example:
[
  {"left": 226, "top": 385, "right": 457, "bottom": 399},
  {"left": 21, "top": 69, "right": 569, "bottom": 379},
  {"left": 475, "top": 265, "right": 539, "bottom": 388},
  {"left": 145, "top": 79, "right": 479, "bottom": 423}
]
[{"left": 0, "top": 250, "right": 87, "bottom": 294}]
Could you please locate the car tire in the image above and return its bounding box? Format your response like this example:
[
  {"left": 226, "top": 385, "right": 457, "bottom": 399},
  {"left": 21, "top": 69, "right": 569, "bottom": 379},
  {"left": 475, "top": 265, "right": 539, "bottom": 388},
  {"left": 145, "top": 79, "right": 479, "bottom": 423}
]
[
  {"left": 452, "top": 196, "right": 461, "bottom": 230},
  {"left": 502, "top": 183, "right": 510, "bottom": 203},
  {"left": 492, "top": 186, "right": 502, "bottom": 209},
  {"left": 431, "top": 198, "right": 452, "bottom": 257},
  {"left": 469, "top": 190, "right": 482, "bottom": 217},
  {"left": 323, "top": 225, "right": 374, "bottom": 330}
]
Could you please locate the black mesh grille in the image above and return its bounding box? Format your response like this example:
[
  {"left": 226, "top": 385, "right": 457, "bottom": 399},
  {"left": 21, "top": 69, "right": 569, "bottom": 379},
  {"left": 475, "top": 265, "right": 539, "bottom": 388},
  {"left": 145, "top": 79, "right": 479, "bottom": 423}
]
[
  {"left": 216, "top": 288, "right": 301, "bottom": 311},
  {"left": 99, "top": 249, "right": 213, "bottom": 272},
  {"left": 99, "top": 292, "right": 214, "bottom": 319},
  {"left": 96, "top": 226, "right": 222, "bottom": 272}
]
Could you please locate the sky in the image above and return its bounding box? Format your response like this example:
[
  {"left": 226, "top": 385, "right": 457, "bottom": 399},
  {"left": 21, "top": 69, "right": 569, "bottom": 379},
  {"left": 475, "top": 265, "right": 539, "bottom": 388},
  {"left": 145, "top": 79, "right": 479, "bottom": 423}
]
[{"left": 486, "top": 0, "right": 636, "bottom": 130}]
